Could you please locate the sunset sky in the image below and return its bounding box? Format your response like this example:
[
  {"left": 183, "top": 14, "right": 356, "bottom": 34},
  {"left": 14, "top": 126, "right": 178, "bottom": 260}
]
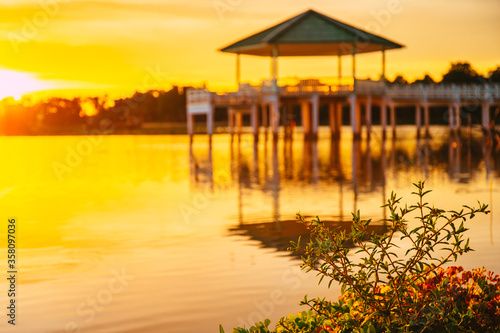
[{"left": 0, "top": 0, "right": 499, "bottom": 100}]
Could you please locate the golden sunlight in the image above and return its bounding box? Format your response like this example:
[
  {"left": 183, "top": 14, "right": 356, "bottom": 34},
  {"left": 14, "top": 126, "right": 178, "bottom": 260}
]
[{"left": 0, "top": 68, "right": 49, "bottom": 100}]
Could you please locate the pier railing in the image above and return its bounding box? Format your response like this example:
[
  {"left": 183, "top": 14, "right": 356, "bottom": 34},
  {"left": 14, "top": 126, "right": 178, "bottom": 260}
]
[{"left": 187, "top": 80, "right": 500, "bottom": 108}]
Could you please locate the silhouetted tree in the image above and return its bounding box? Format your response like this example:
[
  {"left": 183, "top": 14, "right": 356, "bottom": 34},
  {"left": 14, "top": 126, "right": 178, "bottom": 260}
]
[
  {"left": 441, "top": 62, "right": 484, "bottom": 84},
  {"left": 390, "top": 75, "right": 408, "bottom": 85},
  {"left": 412, "top": 74, "right": 435, "bottom": 85},
  {"left": 488, "top": 66, "right": 500, "bottom": 83}
]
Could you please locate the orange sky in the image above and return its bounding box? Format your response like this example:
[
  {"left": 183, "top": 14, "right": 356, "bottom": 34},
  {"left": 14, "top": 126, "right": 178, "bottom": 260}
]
[{"left": 0, "top": 0, "right": 499, "bottom": 100}]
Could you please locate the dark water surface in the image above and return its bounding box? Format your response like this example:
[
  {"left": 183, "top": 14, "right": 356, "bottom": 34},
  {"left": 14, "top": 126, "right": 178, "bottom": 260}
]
[{"left": 0, "top": 126, "right": 498, "bottom": 332}]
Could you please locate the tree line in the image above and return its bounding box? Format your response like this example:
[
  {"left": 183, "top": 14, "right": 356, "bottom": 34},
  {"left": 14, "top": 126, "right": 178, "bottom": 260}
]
[{"left": 0, "top": 62, "right": 499, "bottom": 135}]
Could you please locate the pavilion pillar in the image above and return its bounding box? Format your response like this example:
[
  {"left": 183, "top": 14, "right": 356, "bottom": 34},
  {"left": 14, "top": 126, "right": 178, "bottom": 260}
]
[
  {"left": 311, "top": 93, "right": 319, "bottom": 140},
  {"left": 381, "top": 49, "right": 386, "bottom": 81},
  {"left": 352, "top": 44, "right": 357, "bottom": 91},
  {"left": 270, "top": 44, "right": 280, "bottom": 137},
  {"left": 423, "top": 103, "right": 430, "bottom": 138},
  {"left": 271, "top": 45, "right": 279, "bottom": 93},
  {"left": 416, "top": 104, "right": 422, "bottom": 138},
  {"left": 349, "top": 94, "right": 361, "bottom": 139},
  {"left": 365, "top": 96, "right": 372, "bottom": 139},
  {"left": 482, "top": 102, "right": 491, "bottom": 133},
  {"left": 236, "top": 53, "right": 241, "bottom": 89},
  {"left": 390, "top": 104, "right": 396, "bottom": 137},
  {"left": 338, "top": 53, "right": 342, "bottom": 85}
]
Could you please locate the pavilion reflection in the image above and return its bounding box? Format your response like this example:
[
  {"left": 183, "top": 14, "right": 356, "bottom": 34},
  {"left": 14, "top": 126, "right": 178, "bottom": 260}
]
[
  {"left": 228, "top": 219, "right": 389, "bottom": 258},
  {"left": 188, "top": 131, "right": 499, "bottom": 224}
]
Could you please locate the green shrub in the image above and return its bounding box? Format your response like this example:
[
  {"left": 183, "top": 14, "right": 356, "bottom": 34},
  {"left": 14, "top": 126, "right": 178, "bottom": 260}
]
[{"left": 222, "top": 182, "right": 498, "bottom": 333}]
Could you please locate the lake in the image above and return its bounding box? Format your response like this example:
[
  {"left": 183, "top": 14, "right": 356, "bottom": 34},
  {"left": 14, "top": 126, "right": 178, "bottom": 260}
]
[{"left": 0, "top": 126, "right": 499, "bottom": 332}]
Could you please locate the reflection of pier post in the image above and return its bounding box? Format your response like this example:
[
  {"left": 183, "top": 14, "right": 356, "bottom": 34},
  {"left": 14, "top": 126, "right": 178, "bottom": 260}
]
[
  {"left": 424, "top": 138, "right": 429, "bottom": 178},
  {"left": 312, "top": 139, "right": 319, "bottom": 184},
  {"left": 189, "top": 140, "right": 197, "bottom": 184},
  {"left": 330, "top": 139, "right": 344, "bottom": 221},
  {"left": 352, "top": 138, "right": 361, "bottom": 212},
  {"left": 448, "top": 135, "right": 461, "bottom": 179},
  {"left": 253, "top": 139, "right": 259, "bottom": 184},
  {"left": 381, "top": 138, "right": 387, "bottom": 220},
  {"left": 448, "top": 134, "right": 461, "bottom": 180},
  {"left": 188, "top": 139, "right": 214, "bottom": 187},
  {"left": 390, "top": 136, "right": 396, "bottom": 179},
  {"left": 236, "top": 138, "right": 243, "bottom": 224},
  {"left": 208, "top": 142, "right": 213, "bottom": 191},
  {"left": 365, "top": 138, "right": 373, "bottom": 190},
  {"left": 482, "top": 138, "right": 493, "bottom": 179},
  {"left": 272, "top": 139, "right": 280, "bottom": 223},
  {"left": 283, "top": 135, "right": 294, "bottom": 179}
]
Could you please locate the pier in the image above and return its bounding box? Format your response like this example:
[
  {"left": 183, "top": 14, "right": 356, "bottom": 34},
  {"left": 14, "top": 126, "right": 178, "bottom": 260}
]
[{"left": 186, "top": 10, "right": 500, "bottom": 140}]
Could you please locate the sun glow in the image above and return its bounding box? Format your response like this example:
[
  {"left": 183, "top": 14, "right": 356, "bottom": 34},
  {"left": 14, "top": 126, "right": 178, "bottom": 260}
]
[{"left": 0, "top": 69, "right": 50, "bottom": 100}]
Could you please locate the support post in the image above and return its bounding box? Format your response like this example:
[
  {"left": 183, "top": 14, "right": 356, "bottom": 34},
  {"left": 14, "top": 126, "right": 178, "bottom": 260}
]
[
  {"left": 336, "top": 103, "right": 343, "bottom": 139},
  {"left": 390, "top": 104, "right": 396, "bottom": 137},
  {"left": 228, "top": 108, "right": 234, "bottom": 135},
  {"left": 262, "top": 104, "right": 269, "bottom": 132},
  {"left": 423, "top": 103, "right": 430, "bottom": 138},
  {"left": 482, "top": 102, "right": 491, "bottom": 134},
  {"left": 349, "top": 94, "right": 361, "bottom": 139},
  {"left": 301, "top": 101, "right": 311, "bottom": 138},
  {"left": 187, "top": 114, "right": 194, "bottom": 136},
  {"left": 270, "top": 99, "right": 280, "bottom": 136},
  {"left": 381, "top": 98, "right": 388, "bottom": 139},
  {"left": 365, "top": 96, "right": 372, "bottom": 139},
  {"left": 329, "top": 103, "right": 336, "bottom": 139},
  {"left": 236, "top": 111, "right": 243, "bottom": 134},
  {"left": 416, "top": 104, "right": 422, "bottom": 138},
  {"left": 207, "top": 106, "right": 214, "bottom": 136},
  {"left": 311, "top": 93, "right": 319, "bottom": 140},
  {"left": 448, "top": 104, "right": 454, "bottom": 131},
  {"left": 251, "top": 104, "right": 258, "bottom": 137},
  {"left": 449, "top": 104, "right": 460, "bottom": 132}
]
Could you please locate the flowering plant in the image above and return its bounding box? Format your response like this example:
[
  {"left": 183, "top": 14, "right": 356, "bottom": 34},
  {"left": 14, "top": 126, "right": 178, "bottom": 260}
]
[{"left": 223, "top": 182, "right": 497, "bottom": 333}]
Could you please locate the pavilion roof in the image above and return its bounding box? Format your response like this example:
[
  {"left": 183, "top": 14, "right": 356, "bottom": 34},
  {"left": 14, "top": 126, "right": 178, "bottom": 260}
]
[{"left": 220, "top": 9, "right": 404, "bottom": 56}]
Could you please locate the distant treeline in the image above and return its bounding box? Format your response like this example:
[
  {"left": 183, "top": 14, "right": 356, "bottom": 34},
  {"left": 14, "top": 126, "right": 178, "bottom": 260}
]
[
  {"left": 0, "top": 87, "right": 187, "bottom": 135},
  {"left": 0, "top": 62, "right": 499, "bottom": 135}
]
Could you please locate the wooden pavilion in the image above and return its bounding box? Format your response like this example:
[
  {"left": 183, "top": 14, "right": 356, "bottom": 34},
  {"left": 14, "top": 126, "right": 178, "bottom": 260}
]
[{"left": 186, "top": 9, "right": 500, "bottom": 139}]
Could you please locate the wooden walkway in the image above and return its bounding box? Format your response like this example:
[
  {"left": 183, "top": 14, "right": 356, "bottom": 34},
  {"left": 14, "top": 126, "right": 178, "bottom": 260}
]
[{"left": 186, "top": 79, "right": 500, "bottom": 139}]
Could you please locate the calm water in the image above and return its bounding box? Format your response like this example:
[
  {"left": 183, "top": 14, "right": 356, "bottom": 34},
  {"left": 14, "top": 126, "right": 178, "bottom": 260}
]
[{"left": 0, "top": 126, "right": 499, "bottom": 333}]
